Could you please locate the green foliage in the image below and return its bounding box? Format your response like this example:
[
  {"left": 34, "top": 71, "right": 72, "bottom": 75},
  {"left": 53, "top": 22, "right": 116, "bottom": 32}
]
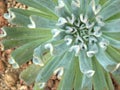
[{"left": 1, "top": 0, "right": 120, "bottom": 90}]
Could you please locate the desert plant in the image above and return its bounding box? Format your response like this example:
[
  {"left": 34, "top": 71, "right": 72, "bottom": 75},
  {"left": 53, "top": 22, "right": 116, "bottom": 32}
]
[{"left": 1, "top": 0, "right": 120, "bottom": 90}]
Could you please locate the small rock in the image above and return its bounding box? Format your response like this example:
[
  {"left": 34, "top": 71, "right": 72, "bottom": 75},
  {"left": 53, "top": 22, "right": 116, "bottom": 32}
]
[
  {"left": 4, "top": 72, "right": 18, "bottom": 87},
  {"left": 44, "top": 87, "right": 50, "bottom": 90},
  {"left": 53, "top": 79, "right": 59, "bottom": 89},
  {"left": 47, "top": 79, "right": 54, "bottom": 88},
  {"left": 51, "top": 75, "right": 57, "bottom": 80},
  {"left": 117, "top": 85, "right": 120, "bottom": 90},
  {"left": 0, "top": 60, "right": 5, "bottom": 73},
  {"left": 11, "top": 86, "right": 17, "bottom": 90},
  {"left": 5, "top": 49, "right": 12, "bottom": 55},
  {"left": 19, "top": 85, "right": 28, "bottom": 90},
  {"left": 51, "top": 87, "right": 57, "bottom": 90}
]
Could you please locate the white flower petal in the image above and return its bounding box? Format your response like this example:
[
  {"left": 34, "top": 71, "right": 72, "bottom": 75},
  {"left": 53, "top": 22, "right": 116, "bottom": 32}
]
[
  {"left": 58, "top": 0, "right": 65, "bottom": 8},
  {"left": 112, "top": 63, "right": 120, "bottom": 73},
  {"left": 80, "top": 14, "right": 88, "bottom": 23},
  {"left": 56, "top": 17, "right": 67, "bottom": 26},
  {"left": 67, "top": 14, "right": 75, "bottom": 24},
  {"left": 84, "top": 70, "right": 95, "bottom": 77},
  {"left": 71, "top": 0, "right": 80, "bottom": 8},
  {"left": 64, "top": 36, "right": 73, "bottom": 45},
  {"left": 65, "top": 26, "right": 73, "bottom": 33},
  {"left": 69, "top": 45, "right": 81, "bottom": 56},
  {"left": 96, "top": 15, "right": 105, "bottom": 26},
  {"left": 0, "top": 28, "right": 7, "bottom": 38},
  {"left": 87, "top": 51, "right": 96, "bottom": 57},
  {"left": 28, "top": 16, "right": 36, "bottom": 28},
  {"left": 51, "top": 29, "right": 61, "bottom": 38},
  {"left": 32, "top": 56, "right": 44, "bottom": 66},
  {"left": 44, "top": 43, "right": 54, "bottom": 55},
  {"left": 38, "top": 82, "right": 46, "bottom": 89},
  {"left": 54, "top": 67, "right": 64, "bottom": 80},
  {"left": 99, "top": 39, "right": 109, "bottom": 49}
]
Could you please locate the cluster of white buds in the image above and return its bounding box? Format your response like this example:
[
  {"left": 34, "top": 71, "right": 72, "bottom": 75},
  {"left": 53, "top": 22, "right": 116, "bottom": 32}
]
[{"left": 51, "top": 12, "right": 108, "bottom": 57}]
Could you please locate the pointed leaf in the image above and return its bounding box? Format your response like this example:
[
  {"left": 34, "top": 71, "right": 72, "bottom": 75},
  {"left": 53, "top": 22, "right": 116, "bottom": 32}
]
[
  {"left": 107, "top": 12, "right": 120, "bottom": 21},
  {"left": 103, "top": 35, "right": 120, "bottom": 49},
  {"left": 10, "top": 8, "right": 57, "bottom": 20},
  {"left": 20, "top": 64, "right": 41, "bottom": 85},
  {"left": 92, "top": 57, "right": 108, "bottom": 90},
  {"left": 102, "top": 19, "right": 120, "bottom": 32},
  {"left": 58, "top": 57, "right": 76, "bottom": 90},
  {"left": 99, "top": 0, "right": 120, "bottom": 20},
  {"left": 80, "top": 0, "right": 90, "bottom": 14},
  {"left": 2, "top": 27, "right": 51, "bottom": 39},
  {"left": 74, "top": 59, "right": 83, "bottom": 90},
  {"left": 31, "top": 0, "right": 56, "bottom": 12},
  {"left": 79, "top": 51, "right": 95, "bottom": 77},
  {"left": 36, "top": 56, "right": 62, "bottom": 83},
  {"left": 16, "top": 0, "right": 57, "bottom": 19},
  {"left": 2, "top": 27, "right": 51, "bottom": 49},
  {"left": 95, "top": 47, "right": 120, "bottom": 72},
  {"left": 99, "top": 0, "right": 108, "bottom": 5},
  {"left": 81, "top": 75, "right": 92, "bottom": 90},
  {"left": 6, "top": 9, "right": 30, "bottom": 26},
  {"left": 106, "top": 46, "right": 120, "bottom": 63},
  {"left": 105, "top": 72, "right": 114, "bottom": 90},
  {"left": 11, "top": 39, "right": 47, "bottom": 67},
  {"left": 103, "top": 32, "right": 120, "bottom": 41},
  {"left": 29, "top": 15, "right": 56, "bottom": 29},
  {"left": 112, "top": 69, "right": 120, "bottom": 84}
]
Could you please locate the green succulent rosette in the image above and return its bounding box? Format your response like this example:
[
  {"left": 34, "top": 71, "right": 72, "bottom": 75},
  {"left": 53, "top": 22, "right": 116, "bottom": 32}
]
[{"left": 1, "top": 0, "right": 120, "bottom": 90}]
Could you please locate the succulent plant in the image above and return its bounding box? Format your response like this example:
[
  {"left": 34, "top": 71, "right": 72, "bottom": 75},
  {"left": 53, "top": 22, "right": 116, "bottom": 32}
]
[{"left": 1, "top": 0, "right": 120, "bottom": 89}]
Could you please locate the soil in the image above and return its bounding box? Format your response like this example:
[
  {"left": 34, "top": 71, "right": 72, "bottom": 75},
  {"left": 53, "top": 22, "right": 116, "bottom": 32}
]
[{"left": 0, "top": 0, "right": 120, "bottom": 90}]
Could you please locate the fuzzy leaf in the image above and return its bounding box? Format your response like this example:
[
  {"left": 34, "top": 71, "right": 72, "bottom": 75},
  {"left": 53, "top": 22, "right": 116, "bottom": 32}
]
[
  {"left": 2, "top": 27, "right": 51, "bottom": 49},
  {"left": 105, "top": 72, "right": 114, "bottom": 90},
  {"left": 10, "top": 8, "right": 57, "bottom": 20},
  {"left": 32, "top": 0, "right": 56, "bottom": 11},
  {"left": 100, "top": 0, "right": 109, "bottom": 6},
  {"left": 103, "top": 32, "right": 120, "bottom": 41},
  {"left": 107, "top": 12, "right": 120, "bottom": 21},
  {"left": 36, "top": 56, "right": 62, "bottom": 83},
  {"left": 112, "top": 70, "right": 120, "bottom": 84},
  {"left": 103, "top": 35, "right": 120, "bottom": 49},
  {"left": 29, "top": 15, "right": 56, "bottom": 29},
  {"left": 63, "top": 0, "right": 72, "bottom": 13},
  {"left": 80, "top": 0, "right": 90, "bottom": 14},
  {"left": 20, "top": 64, "right": 41, "bottom": 85},
  {"left": 79, "top": 51, "right": 94, "bottom": 77},
  {"left": 16, "top": 0, "right": 58, "bottom": 19},
  {"left": 11, "top": 39, "right": 47, "bottom": 66},
  {"left": 99, "top": 0, "right": 120, "bottom": 20},
  {"left": 74, "top": 58, "right": 83, "bottom": 90},
  {"left": 106, "top": 46, "right": 120, "bottom": 63},
  {"left": 6, "top": 8, "right": 31, "bottom": 26},
  {"left": 95, "top": 47, "right": 120, "bottom": 72},
  {"left": 102, "top": 19, "right": 120, "bottom": 32},
  {"left": 58, "top": 56, "right": 76, "bottom": 90},
  {"left": 81, "top": 75, "right": 92, "bottom": 90},
  {"left": 92, "top": 57, "right": 108, "bottom": 90}
]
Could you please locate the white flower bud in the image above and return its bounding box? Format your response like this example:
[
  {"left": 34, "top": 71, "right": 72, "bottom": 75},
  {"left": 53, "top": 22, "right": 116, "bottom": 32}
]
[
  {"left": 54, "top": 67, "right": 64, "bottom": 80},
  {"left": 56, "top": 17, "right": 67, "bottom": 26},
  {"left": 28, "top": 16, "right": 36, "bottom": 28},
  {"left": 45, "top": 43, "right": 54, "bottom": 55},
  {"left": 69, "top": 45, "right": 80, "bottom": 56},
  {"left": 52, "top": 29, "right": 61, "bottom": 38}
]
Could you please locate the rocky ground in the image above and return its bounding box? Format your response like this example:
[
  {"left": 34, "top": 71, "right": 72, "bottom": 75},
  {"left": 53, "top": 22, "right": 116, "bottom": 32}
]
[{"left": 0, "top": 0, "right": 120, "bottom": 90}]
